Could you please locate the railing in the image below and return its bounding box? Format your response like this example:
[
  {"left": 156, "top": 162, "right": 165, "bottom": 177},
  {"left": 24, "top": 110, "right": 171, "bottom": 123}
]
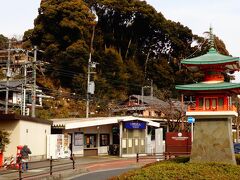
[
  {"left": 0, "top": 155, "right": 75, "bottom": 180},
  {"left": 187, "top": 104, "right": 237, "bottom": 112},
  {"left": 136, "top": 152, "right": 191, "bottom": 163}
]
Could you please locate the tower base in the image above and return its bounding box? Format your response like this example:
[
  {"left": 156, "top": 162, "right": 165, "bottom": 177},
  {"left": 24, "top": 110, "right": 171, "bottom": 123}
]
[{"left": 190, "top": 118, "right": 236, "bottom": 165}]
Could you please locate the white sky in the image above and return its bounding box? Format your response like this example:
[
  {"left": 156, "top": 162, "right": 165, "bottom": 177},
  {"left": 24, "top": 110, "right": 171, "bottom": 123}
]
[
  {"left": 0, "top": 0, "right": 41, "bottom": 39},
  {"left": 0, "top": 0, "right": 240, "bottom": 80},
  {"left": 146, "top": 0, "right": 240, "bottom": 82}
]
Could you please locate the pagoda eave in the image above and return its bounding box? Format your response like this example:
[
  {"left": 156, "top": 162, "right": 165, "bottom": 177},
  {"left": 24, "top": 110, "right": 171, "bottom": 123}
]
[
  {"left": 176, "top": 82, "right": 240, "bottom": 93},
  {"left": 177, "top": 88, "right": 240, "bottom": 94},
  {"left": 184, "top": 61, "right": 240, "bottom": 72}
]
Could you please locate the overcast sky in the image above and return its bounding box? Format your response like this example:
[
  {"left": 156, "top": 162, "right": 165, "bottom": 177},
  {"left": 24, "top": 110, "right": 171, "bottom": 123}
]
[
  {"left": 1, "top": 0, "right": 240, "bottom": 80},
  {"left": 146, "top": 0, "right": 240, "bottom": 82}
]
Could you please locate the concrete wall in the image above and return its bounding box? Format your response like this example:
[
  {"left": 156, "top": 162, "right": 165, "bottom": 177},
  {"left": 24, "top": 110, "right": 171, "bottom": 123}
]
[{"left": 190, "top": 118, "right": 236, "bottom": 164}]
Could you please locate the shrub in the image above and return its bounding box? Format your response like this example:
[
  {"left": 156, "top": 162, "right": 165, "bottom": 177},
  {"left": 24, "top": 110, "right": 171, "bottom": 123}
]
[
  {"left": 0, "top": 130, "right": 10, "bottom": 151},
  {"left": 236, "top": 154, "right": 240, "bottom": 165},
  {"left": 110, "top": 157, "right": 240, "bottom": 180}
]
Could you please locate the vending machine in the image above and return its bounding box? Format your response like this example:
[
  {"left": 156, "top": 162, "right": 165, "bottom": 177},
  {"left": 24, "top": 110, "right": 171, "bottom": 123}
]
[{"left": 47, "top": 134, "right": 71, "bottom": 159}]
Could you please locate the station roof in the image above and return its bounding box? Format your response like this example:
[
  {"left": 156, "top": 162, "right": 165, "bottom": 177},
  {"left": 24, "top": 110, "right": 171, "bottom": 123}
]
[{"left": 51, "top": 116, "right": 161, "bottom": 129}]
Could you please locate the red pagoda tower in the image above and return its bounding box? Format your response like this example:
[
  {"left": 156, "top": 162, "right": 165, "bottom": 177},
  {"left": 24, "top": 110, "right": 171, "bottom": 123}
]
[{"left": 176, "top": 27, "right": 240, "bottom": 164}]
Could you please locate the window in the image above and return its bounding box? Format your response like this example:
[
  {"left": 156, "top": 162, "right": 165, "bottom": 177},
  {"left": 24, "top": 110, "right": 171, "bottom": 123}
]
[
  {"left": 205, "top": 98, "right": 210, "bottom": 110},
  {"left": 204, "top": 97, "right": 220, "bottom": 110},
  {"left": 100, "top": 134, "right": 110, "bottom": 146},
  {"left": 218, "top": 97, "right": 224, "bottom": 110},
  {"left": 84, "top": 134, "right": 96, "bottom": 148},
  {"left": 212, "top": 98, "right": 217, "bottom": 110},
  {"left": 199, "top": 97, "right": 203, "bottom": 110}
]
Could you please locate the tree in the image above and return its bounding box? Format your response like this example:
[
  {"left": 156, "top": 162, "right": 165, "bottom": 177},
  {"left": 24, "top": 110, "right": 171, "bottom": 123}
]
[
  {"left": 21, "top": 0, "right": 231, "bottom": 118},
  {"left": 0, "top": 130, "right": 10, "bottom": 151},
  {"left": 23, "top": 0, "right": 95, "bottom": 88},
  {"left": 0, "top": 34, "right": 8, "bottom": 50}
]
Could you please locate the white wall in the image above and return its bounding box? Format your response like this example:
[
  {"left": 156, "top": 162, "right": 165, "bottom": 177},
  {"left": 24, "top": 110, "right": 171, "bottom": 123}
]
[
  {"left": 1, "top": 121, "right": 20, "bottom": 158},
  {"left": 63, "top": 125, "right": 113, "bottom": 156},
  {"left": 19, "top": 121, "right": 51, "bottom": 160}
]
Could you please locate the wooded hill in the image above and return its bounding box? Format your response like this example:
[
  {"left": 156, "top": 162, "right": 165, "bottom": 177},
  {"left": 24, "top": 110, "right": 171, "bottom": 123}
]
[{"left": 0, "top": 0, "right": 230, "bottom": 118}]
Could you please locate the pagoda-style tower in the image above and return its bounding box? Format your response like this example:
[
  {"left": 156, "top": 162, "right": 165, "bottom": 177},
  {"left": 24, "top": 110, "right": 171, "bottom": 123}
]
[{"left": 176, "top": 28, "right": 240, "bottom": 164}]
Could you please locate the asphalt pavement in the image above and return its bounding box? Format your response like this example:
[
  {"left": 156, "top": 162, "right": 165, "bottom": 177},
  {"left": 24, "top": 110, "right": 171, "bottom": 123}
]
[
  {"left": 69, "top": 167, "right": 136, "bottom": 180},
  {"left": 0, "top": 155, "right": 157, "bottom": 180}
]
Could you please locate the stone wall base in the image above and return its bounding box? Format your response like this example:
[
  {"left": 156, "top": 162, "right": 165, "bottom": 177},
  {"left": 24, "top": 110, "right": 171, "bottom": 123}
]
[{"left": 190, "top": 118, "right": 236, "bottom": 165}]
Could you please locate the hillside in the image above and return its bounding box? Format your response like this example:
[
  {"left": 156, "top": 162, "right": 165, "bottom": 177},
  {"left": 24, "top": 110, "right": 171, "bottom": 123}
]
[{"left": 0, "top": 0, "right": 229, "bottom": 118}]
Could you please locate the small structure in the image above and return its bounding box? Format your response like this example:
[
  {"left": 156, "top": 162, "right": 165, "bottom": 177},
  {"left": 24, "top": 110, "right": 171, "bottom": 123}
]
[
  {"left": 112, "top": 95, "right": 170, "bottom": 117},
  {"left": 176, "top": 27, "right": 240, "bottom": 164},
  {"left": 0, "top": 114, "right": 52, "bottom": 160},
  {"left": 0, "top": 80, "right": 45, "bottom": 114},
  {"left": 51, "top": 116, "right": 162, "bottom": 157}
]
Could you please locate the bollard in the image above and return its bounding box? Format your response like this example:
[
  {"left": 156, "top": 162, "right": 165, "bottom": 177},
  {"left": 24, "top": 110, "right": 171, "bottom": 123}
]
[
  {"left": 72, "top": 154, "right": 75, "bottom": 169},
  {"left": 136, "top": 153, "right": 139, "bottom": 163},
  {"left": 18, "top": 161, "right": 22, "bottom": 180},
  {"left": 50, "top": 156, "right": 53, "bottom": 175}
]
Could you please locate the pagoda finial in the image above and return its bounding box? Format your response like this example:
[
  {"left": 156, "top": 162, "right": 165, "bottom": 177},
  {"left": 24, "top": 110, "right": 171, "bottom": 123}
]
[{"left": 209, "top": 26, "right": 214, "bottom": 48}]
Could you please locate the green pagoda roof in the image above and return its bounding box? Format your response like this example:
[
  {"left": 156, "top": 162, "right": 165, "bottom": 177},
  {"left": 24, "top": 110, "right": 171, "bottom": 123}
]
[
  {"left": 176, "top": 82, "right": 240, "bottom": 91},
  {"left": 181, "top": 48, "right": 239, "bottom": 65}
]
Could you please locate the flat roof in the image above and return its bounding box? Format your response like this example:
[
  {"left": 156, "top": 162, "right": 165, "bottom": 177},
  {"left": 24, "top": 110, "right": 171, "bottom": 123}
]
[
  {"left": 51, "top": 116, "right": 161, "bottom": 129},
  {"left": 0, "top": 114, "right": 52, "bottom": 125}
]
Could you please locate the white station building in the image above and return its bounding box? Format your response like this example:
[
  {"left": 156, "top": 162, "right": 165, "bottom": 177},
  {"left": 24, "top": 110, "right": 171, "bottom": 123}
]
[{"left": 50, "top": 116, "right": 164, "bottom": 158}]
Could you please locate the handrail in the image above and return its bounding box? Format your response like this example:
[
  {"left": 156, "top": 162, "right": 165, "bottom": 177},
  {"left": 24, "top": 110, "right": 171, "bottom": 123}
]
[
  {"left": 0, "top": 154, "right": 75, "bottom": 180},
  {"left": 136, "top": 152, "right": 191, "bottom": 163},
  {"left": 187, "top": 104, "right": 237, "bottom": 112}
]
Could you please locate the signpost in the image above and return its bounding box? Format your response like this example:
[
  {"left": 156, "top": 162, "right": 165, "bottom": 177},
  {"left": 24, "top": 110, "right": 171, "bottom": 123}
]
[{"left": 187, "top": 117, "right": 195, "bottom": 142}]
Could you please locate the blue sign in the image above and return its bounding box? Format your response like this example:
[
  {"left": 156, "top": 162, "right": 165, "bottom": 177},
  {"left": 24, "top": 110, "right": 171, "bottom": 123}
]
[
  {"left": 124, "top": 122, "right": 146, "bottom": 129},
  {"left": 187, "top": 117, "right": 195, "bottom": 123}
]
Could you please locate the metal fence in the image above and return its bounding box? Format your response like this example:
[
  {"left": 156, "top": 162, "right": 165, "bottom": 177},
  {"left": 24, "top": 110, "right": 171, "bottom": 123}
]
[
  {"left": 0, "top": 155, "right": 75, "bottom": 180},
  {"left": 136, "top": 152, "right": 191, "bottom": 163}
]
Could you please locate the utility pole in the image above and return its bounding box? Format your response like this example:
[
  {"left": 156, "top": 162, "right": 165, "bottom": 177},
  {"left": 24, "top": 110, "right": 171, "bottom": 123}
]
[
  {"left": 181, "top": 94, "right": 185, "bottom": 131},
  {"left": 150, "top": 80, "right": 153, "bottom": 99},
  {"left": 86, "top": 25, "right": 96, "bottom": 118},
  {"left": 32, "top": 46, "right": 37, "bottom": 118},
  {"left": 5, "top": 39, "right": 11, "bottom": 114},
  {"left": 22, "top": 52, "right": 28, "bottom": 115}
]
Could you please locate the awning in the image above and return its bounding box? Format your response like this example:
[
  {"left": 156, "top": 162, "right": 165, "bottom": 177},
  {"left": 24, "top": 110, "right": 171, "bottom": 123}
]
[{"left": 59, "top": 116, "right": 160, "bottom": 129}]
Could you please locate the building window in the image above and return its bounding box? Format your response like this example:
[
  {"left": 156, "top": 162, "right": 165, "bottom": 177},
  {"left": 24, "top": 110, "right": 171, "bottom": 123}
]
[
  {"left": 218, "top": 97, "right": 224, "bottom": 110},
  {"left": 100, "top": 134, "right": 110, "bottom": 146},
  {"left": 205, "top": 98, "right": 210, "bottom": 110},
  {"left": 84, "top": 134, "right": 96, "bottom": 148},
  {"left": 212, "top": 98, "right": 217, "bottom": 110},
  {"left": 199, "top": 97, "right": 203, "bottom": 110}
]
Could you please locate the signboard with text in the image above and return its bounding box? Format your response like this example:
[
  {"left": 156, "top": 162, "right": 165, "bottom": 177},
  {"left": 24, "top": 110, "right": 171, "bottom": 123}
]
[{"left": 124, "top": 121, "right": 146, "bottom": 129}]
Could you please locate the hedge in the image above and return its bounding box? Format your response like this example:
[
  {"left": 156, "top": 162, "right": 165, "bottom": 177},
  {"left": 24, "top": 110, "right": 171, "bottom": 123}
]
[{"left": 110, "top": 155, "right": 240, "bottom": 180}]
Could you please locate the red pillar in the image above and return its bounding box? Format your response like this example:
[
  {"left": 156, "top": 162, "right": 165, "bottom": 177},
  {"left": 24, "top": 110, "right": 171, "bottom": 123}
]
[{"left": 0, "top": 150, "right": 3, "bottom": 167}]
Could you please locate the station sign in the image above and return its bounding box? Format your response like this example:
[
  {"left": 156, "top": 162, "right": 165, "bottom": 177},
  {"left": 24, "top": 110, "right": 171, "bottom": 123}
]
[{"left": 124, "top": 121, "right": 146, "bottom": 129}]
